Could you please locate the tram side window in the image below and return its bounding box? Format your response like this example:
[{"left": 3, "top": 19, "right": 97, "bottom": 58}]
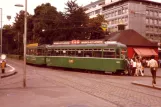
[
  {"left": 37, "top": 49, "right": 43, "bottom": 56},
  {"left": 116, "top": 48, "right": 120, "bottom": 58},
  {"left": 29, "top": 49, "right": 36, "bottom": 55},
  {"left": 103, "top": 49, "right": 115, "bottom": 58},
  {"left": 60, "top": 50, "right": 68, "bottom": 56},
  {"left": 93, "top": 49, "right": 102, "bottom": 57},
  {"left": 68, "top": 49, "right": 76, "bottom": 56},
  {"left": 28, "top": 49, "right": 32, "bottom": 55},
  {"left": 51, "top": 49, "right": 56, "bottom": 56},
  {"left": 27, "top": 49, "right": 29, "bottom": 55},
  {"left": 47, "top": 49, "right": 52, "bottom": 56},
  {"left": 55, "top": 49, "right": 61, "bottom": 56},
  {"left": 84, "top": 49, "right": 92, "bottom": 57},
  {"left": 76, "top": 49, "right": 84, "bottom": 57}
]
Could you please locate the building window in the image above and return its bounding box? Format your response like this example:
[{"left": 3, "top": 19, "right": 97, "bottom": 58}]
[
  {"left": 149, "top": 27, "right": 152, "bottom": 31},
  {"left": 123, "top": 8, "right": 125, "bottom": 14},
  {"left": 118, "top": 10, "right": 122, "bottom": 15},
  {"left": 125, "top": 17, "right": 128, "bottom": 22},
  {"left": 150, "top": 11, "right": 153, "bottom": 16},
  {"left": 159, "top": 12, "right": 161, "bottom": 17},
  {"left": 154, "top": 19, "right": 157, "bottom": 25},
  {"left": 146, "top": 10, "right": 149, "bottom": 15},
  {"left": 154, "top": 11, "right": 157, "bottom": 16},
  {"left": 116, "top": 19, "right": 118, "bottom": 24},
  {"left": 149, "top": 19, "right": 152, "bottom": 24},
  {"left": 156, "top": 12, "right": 158, "bottom": 16},
  {"left": 92, "top": 5, "right": 96, "bottom": 8},
  {"left": 159, "top": 20, "right": 161, "bottom": 24},
  {"left": 95, "top": 9, "right": 101, "bottom": 14},
  {"left": 159, "top": 27, "right": 161, "bottom": 32},
  {"left": 157, "top": 20, "right": 159, "bottom": 24},
  {"left": 146, "top": 33, "right": 150, "bottom": 38},
  {"left": 116, "top": 11, "right": 118, "bottom": 15},
  {"left": 125, "top": 8, "right": 128, "bottom": 13},
  {"left": 146, "top": 18, "right": 149, "bottom": 24},
  {"left": 147, "top": 26, "right": 149, "bottom": 31},
  {"left": 109, "top": 21, "right": 111, "bottom": 25}
]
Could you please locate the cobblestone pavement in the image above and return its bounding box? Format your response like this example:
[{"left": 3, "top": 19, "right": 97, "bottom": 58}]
[
  {"left": 1, "top": 59, "right": 161, "bottom": 107},
  {"left": 35, "top": 68, "right": 161, "bottom": 107}
]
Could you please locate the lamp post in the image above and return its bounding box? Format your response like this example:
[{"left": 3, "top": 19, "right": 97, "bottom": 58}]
[{"left": 15, "top": 0, "right": 27, "bottom": 88}]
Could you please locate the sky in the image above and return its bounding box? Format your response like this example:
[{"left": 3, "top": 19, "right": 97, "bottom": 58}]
[
  {"left": 0, "top": 0, "right": 97, "bottom": 25},
  {"left": 0, "top": 0, "right": 161, "bottom": 25}
]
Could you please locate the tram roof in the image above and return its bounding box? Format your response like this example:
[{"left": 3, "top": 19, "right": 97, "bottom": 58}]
[{"left": 47, "top": 42, "right": 126, "bottom": 49}]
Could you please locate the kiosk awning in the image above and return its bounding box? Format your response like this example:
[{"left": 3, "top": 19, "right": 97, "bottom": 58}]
[{"left": 134, "top": 48, "right": 158, "bottom": 56}]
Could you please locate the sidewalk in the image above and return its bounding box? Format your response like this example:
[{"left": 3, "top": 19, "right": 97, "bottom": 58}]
[
  {"left": 132, "top": 68, "right": 161, "bottom": 90},
  {"left": 142, "top": 68, "right": 161, "bottom": 78},
  {"left": 132, "top": 79, "right": 161, "bottom": 90},
  {"left": 0, "top": 64, "right": 17, "bottom": 78}
]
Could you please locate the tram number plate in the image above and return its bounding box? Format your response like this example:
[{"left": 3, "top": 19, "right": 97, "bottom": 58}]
[{"left": 116, "top": 61, "right": 120, "bottom": 63}]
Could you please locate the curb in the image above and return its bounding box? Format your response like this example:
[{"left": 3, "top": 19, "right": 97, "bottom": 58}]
[
  {"left": 1, "top": 71, "right": 17, "bottom": 78},
  {"left": 132, "top": 81, "right": 161, "bottom": 90},
  {"left": 143, "top": 75, "right": 161, "bottom": 78}
]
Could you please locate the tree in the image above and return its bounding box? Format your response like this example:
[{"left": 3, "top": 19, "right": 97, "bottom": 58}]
[
  {"left": 33, "top": 3, "right": 62, "bottom": 44},
  {"left": 87, "top": 14, "right": 108, "bottom": 39},
  {"left": 13, "top": 10, "right": 33, "bottom": 54},
  {"left": 2, "top": 25, "right": 16, "bottom": 54},
  {"left": 64, "top": 0, "right": 89, "bottom": 40}
]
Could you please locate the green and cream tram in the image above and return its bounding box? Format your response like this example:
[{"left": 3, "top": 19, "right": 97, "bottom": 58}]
[
  {"left": 26, "top": 43, "right": 47, "bottom": 65},
  {"left": 45, "top": 40, "right": 127, "bottom": 74}
]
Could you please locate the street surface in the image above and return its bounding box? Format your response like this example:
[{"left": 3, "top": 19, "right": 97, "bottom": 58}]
[{"left": 0, "top": 58, "right": 161, "bottom": 107}]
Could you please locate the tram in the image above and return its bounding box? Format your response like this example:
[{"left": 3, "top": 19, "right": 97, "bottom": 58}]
[
  {"left": 46, "top": 40, "right": 128, "bottom": 74},
  {"left": 26, "top": 43, "right": 47, "bottom": 65},
  {"left": 26, "top": 40, "right": 128, "bottom": 74}
]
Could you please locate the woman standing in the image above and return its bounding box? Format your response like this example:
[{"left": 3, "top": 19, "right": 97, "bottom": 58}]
[{"left": 136, "top": 59, "right": 144, "bottom": 76}]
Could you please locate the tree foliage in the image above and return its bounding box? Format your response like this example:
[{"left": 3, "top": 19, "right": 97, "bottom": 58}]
[
  {"left": 64, "top": 0, "right": 89, "bottom": 40},
  {"left": 2, "top": 25, "right": 16, "bottom": 54},
  {"left": 2, "top": 1, "right": 108, "bottom": 55},
  {"left": 87, "top": 14, "right": 107, "bottom": 39},
  {"left": 33, "top": 3, "right": 62, "bottom": 44}
]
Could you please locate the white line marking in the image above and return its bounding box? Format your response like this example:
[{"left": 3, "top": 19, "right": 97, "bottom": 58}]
[{"left": 6, "top": 64, "right": 15, "bottom": 72}]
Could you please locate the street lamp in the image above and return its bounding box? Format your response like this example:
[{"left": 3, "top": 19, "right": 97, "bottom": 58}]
[{"left": 15, "top": 0, "right": 27, "bottom": 88}]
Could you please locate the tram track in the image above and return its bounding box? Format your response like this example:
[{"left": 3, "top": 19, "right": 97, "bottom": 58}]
[
  {"left": 33, "top": 67, "right": 161, "bottom": 107},
  {"left": 5, "top": 59, "right": 161, "bottom": 107},
  {"left": 52, "top": 69, "right": 161, "bottom": 98}
]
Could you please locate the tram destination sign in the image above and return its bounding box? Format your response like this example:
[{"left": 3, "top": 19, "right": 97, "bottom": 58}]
[{"left": 53, "top": 40, "right": 116, "bottom": 45}]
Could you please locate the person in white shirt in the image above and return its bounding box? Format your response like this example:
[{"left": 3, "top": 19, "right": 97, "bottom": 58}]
[
  {"left": 132, "top": 58, "right": 137, "bottom": 76},
  {"left": 148, "top": 55, "right": 158, "bottom": 87},
  {"left": 136, "top": 59, "right": 144, "bottom": 76}
]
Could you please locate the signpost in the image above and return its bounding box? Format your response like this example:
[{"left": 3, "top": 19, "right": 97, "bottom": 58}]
[{"left": 101, "top": 22, "right": 108, "bottom": 32}]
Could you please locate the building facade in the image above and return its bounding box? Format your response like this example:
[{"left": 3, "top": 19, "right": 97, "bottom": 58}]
[
  {"left": 85, "top": 0, "right": 161, "bottom": 42},
  {"left": 84, "top": 0, "right": 105, "bottom": 18}
]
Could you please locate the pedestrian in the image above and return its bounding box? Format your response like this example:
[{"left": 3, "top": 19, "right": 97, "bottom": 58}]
[
  {"left": 136, "top": 59, "right": 144, "bottom": 76},
  {"left": 158, "top": 58, "right": 161, "bottom": 68},
  {"left": 125, "top": 58, "right": 132, "bottom": 75},
  {"left": 132, "top": 58, "right": 137, "bottom": 76},
  {"left": 1, "top": 60, "right": 6, "bottom": 74},
  {"left": 148, "top": 55, "right": 158, "bottom": 87},
  {"left": 141, "top": 58, "right": 146, "bottom": 73}
]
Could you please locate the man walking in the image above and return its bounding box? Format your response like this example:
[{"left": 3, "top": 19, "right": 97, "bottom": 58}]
[{"left": 148, "top": 55, "right": 158, "bottom": 87}]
